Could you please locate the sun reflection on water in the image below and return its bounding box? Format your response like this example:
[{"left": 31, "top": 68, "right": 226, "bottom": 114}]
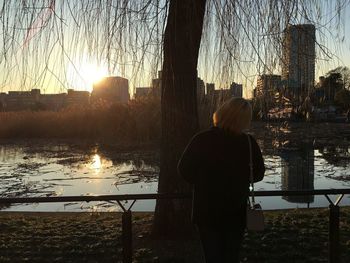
[{"left": 91, "top": 154, "right": 102, "bottom": 172}]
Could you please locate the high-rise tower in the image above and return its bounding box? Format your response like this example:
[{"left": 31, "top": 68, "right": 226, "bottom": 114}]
[{"left": 281, "top": 24, "right": 316, "bottom": 100}]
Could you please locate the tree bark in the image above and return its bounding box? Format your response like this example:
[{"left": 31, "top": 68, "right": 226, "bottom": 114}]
[{"left": 153, "top": 0, "right": 207, "bottom": 237}]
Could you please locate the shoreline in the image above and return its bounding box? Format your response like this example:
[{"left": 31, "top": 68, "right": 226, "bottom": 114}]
[{"left": 0, "top": 121, "right": 349, "bottom": 144}]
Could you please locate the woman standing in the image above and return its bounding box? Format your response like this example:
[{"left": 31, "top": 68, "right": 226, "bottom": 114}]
[{"left": 178, "top": 97, "right": 265, "bottom": 263}]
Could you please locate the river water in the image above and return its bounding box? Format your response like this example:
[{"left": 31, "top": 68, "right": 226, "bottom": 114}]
[{"left": 0, "top": 129, "right": 350, "bottom": 212}]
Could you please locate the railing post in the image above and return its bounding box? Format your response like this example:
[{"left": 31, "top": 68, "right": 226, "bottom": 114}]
[
  {"left": 122, "top": 210, "right": 132, "bottom": 263},
  {"left": 329, "top": 204, "right": 340, "bottom": 263}
]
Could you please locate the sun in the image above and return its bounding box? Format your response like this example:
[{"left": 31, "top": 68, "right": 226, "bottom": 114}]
[
  {"left": 67, "top": 60, "right": 109, "bottom": 92},
  {"left": 80, "top": 63, "right": 108, "bottom": 88}
]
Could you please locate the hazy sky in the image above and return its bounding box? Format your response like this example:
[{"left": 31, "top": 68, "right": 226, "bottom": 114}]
[{"left": 0, "top": 0, "right": 349, "bottom": 98}]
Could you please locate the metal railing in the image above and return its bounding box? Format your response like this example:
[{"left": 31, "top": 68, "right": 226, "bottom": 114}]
[{"left": 1, "top": 189, "right": 350, "bottom": 263}]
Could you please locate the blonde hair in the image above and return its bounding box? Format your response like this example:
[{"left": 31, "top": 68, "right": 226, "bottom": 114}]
[{"left": 213, "top": 97, "right": 252, "bottom": 134}]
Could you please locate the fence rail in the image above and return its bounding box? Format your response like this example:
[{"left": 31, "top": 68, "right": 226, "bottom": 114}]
[
  {"left": 1, "top": 188, "right": 350, "bottom": 203},
  {"left": 1, "top": 189, "right": 350, "bottom": 263}
]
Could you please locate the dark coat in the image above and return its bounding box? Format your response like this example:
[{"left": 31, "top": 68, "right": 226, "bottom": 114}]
[{"left": 178, "top": 127, "right": 265, "bottom": 228}]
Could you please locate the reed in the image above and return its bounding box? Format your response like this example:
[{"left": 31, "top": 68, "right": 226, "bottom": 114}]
[{"left": 0, "top": 97, "right": 161, "bottom": 143}]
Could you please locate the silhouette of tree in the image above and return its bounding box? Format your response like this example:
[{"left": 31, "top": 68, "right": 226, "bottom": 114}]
[
  {"left": 153, "top": 0, "right": 206, "bottom": 236},
  {"left": 335, "top": 89, "right": 350, "bottom": 109},
  {"left": 327, "top": 66, "right": 350, "bottom": 90},
  {"left": 321, "top": 72, "right": 344, "bottom": 101}
]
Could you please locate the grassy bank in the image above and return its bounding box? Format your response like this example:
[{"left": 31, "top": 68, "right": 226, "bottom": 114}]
[{"left": 1, "top": 208, "right": 350, "bottom": 262}]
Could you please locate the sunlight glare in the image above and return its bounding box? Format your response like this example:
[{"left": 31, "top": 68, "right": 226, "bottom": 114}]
[
  {"left": 81, "top": 63, "right": 108, "bottom": 87},
  {"left": 91, "top": 154, "right": 102, "bottom": 171},
  {"left": 67, "top": 60, "right": 109, "bottom": 92}
]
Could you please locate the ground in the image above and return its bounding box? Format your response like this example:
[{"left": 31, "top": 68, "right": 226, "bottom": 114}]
[{"left": 1, "top": 207, "right": 350, "bottom": 262}]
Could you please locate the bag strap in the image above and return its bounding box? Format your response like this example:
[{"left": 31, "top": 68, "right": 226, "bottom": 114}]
[{"left": 247, "top": 134, "right": 255, "bottom": 207}]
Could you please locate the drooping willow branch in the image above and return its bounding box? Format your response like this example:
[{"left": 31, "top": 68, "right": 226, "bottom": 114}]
[{"left": 0, "top": 0, "right": 348, "bottom": 94}]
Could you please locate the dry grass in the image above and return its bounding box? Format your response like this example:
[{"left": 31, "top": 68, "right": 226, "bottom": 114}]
[
  {"left": 0, "top": 97, "right": 161, "bottom": 143},
  {"left": 1, "top": 208, "right": 350, "bottom": 262}
]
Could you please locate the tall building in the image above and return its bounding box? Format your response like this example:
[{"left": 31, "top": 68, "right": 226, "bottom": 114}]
[
  {"left": 92, "top": 76, "right": 130, "bottom": 104},
  {"left": 281, "top": 24, "right": 316, "bottom": 100},
  {"left": 230, "top": 82, "right": 243, "bottom": 97}
]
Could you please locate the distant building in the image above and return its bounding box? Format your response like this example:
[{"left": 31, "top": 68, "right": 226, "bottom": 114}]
[
  {"left": 0, "top": 88, "right": 91, "bottom": 111},
  {"left": 206, "top": 83, "right": 215, "bottom": 96},
  {"left": 230, "top": 82, "right": 243, "bottom": 97},
  {"left": 66, "top": 89, "right": 90, "bottom": 106},
  {"left": 5, "top": 89, "right": 40, "bottom": 111},
  {"left": 40, "top": 93, "right": 67, "bottom": 110},
  {"left": 197, "top": 77, "right": 205, "bottom": 103},
  {"left": 0, "top": 92, "right": 7, "bottom": 110},
  {"left": 135, "top": 87, "right": 151, "bottom": 99},
  {"left": 207, "top": 88, "right": 232, "bottom": 107},
  {"left": 256, "top": 74, "right": 281, "bottom": 97},
  {"left": 216, "top": 89, "right": 232, "bottom": 101},
  {"left": 205, "top": 82, "right": 244, "bottom": 109},
  {"left": 92, "top": 76, "right": 130, "bottom": 104},
  {"left": 281, "top": 24, "right": 316, "bottom": 100}
]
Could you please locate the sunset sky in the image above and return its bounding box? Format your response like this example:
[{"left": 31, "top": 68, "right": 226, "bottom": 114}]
[{"left": 0, "top": 0, "right": 349, "bottom": 98}]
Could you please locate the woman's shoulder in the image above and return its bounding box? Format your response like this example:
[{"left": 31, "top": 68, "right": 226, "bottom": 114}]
[
  {"left": 193, "top": 126, "right": 218, "bottom": 135},
  {"left": 191, "top": 127, "right": 218, "bottom": 141},
  {"left": 187, "top": 127, "right": 225, "bottom": 146},
  {"left": 192, "top": 127, "right": 259, "bottom": 142}
]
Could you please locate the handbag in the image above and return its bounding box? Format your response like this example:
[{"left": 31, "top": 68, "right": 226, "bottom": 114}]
[{"left": 246, "top": 134, "right": 265, "bottom": 231}]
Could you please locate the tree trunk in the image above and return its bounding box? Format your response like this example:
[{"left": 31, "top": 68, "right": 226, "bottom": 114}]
[{"left": 153, "top": 0, "right": 207, "bottom": 237}]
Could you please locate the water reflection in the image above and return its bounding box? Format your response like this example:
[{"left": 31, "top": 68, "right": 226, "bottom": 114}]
[
  {"left": 91, "top": 154, "right": 102, "bottom": 171},
  {"left": 318, "top": 146, "right": 350, "bottom": 167},
  {"left": 255, "top": 122, "right": 350, "bottom": 208},
  {"left": 0, "top": 139, "right": 349, "bottom": 211},
  {"left": 280, "top": 147, "right": 314, "bottom": 204},
  {"left": 0, "top": 143, "right": 159, "bottom": 211}
]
